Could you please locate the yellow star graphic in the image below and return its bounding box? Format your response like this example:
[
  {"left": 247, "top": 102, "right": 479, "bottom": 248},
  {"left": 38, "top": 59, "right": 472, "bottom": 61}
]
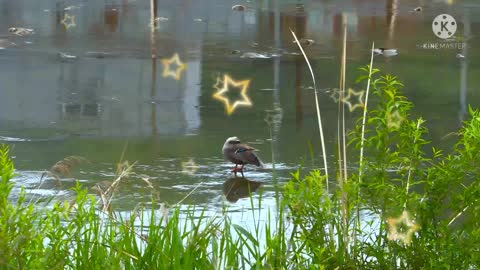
[
  {"left": 387, "top": 110, "right": 404, "bottom": 129},
  {"left": 342, "top": 88, "right": 365, "bottom": 112},
  {"left": 387, "top": 210, "right": 421, "bottom": 245},
  {"left": 161, "top": 53, "right": 187, "bottom": 80},
  {"left": 212, "top": 74, "right": 252, "bottom": 115},
  {"left": 181, "top": 158, "right": 199, "bottom": 175},
  {"left": 61, "top": 14, "right": 76, "bottom": 30}
]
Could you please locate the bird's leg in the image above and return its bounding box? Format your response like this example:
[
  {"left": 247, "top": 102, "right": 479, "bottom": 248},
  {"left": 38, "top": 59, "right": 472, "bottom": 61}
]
[
  {"left": 236, "top": 164, "right": 244, "bottom": 177},
  {"left": 232, "top": 164, "right": 239, "bottom": 175}
]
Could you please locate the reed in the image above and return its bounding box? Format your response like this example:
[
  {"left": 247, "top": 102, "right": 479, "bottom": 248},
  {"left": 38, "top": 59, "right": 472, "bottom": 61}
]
[{"left": 290, "top": 29, "right": 329, "bottom": 191}]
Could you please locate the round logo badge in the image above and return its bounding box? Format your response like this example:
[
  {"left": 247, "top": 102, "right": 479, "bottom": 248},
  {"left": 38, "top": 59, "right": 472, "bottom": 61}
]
[{"left": 432, "top": 14, "right": 457, "bottom": 39}]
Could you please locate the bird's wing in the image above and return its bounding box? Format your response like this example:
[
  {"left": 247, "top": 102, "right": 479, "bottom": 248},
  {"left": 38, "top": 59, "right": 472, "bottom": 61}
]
[
  {"left": 233, "top": 144, "right": 263, "bottom": 167},
  {"left": 234, "top": 144, "right": 257, "bottom": 153}
]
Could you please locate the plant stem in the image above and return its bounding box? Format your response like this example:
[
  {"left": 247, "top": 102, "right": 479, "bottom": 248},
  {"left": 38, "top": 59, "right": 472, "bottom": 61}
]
[{"left": 290, "top": 29, "right": 329, "bottom": 189}]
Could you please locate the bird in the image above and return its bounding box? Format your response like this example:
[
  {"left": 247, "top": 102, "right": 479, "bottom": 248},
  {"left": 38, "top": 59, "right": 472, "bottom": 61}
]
[
  {"left": 231, "top": 5, "right": 246, "bottom": 11},
  {"left": 8, "top": 27, "right": 34, "bottom": 36},
  {"left": 411, "top": 6, "right": 422, "bottom": 12},
  {"left": 222, "top": 136, "right": 264, "bottom": 176},
  {"left": 373, "top": 48, "right": 398, "bottom": 57}
]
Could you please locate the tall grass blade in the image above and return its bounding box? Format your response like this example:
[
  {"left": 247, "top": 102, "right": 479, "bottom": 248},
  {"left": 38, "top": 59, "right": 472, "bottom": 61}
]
[
  {"left": 358, "top": 42, "right": 375, "bottom": 183},
  {"left": 341, "top": 16, "right": 348, "bottom": 182},
  {"left": 337, "top": 14, "right": 349, "bottom": 249},
  {"left": 290, "top": 29, "right": 329, "bottom": 187},
  {"left": 357, "top": 41, "right": 375, "bottom": 239}
]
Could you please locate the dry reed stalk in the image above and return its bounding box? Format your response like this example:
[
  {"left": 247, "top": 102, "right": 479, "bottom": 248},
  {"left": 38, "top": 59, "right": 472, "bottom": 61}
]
[{"left": 290, "top": 29, "right": 329, "bottom": 190}]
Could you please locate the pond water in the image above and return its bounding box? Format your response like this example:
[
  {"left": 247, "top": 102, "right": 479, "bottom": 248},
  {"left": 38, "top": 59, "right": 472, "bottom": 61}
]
[{"left": 1, "top": 0, "right": 480, "bottom": 216}]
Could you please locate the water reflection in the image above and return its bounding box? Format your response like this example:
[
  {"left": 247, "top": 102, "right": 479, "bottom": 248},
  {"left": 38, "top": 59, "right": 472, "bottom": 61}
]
[
  {"left": 458, "top": 8, "right": 470, "bottom": 124},
  {"left": 223, "top": 177, "right": 263, "bottom": 203}
]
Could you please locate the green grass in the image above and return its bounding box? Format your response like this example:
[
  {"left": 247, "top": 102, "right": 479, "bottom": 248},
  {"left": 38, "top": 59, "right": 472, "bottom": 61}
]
[{"left": 1, "top": 67, "right": 480, "bottom": 269}]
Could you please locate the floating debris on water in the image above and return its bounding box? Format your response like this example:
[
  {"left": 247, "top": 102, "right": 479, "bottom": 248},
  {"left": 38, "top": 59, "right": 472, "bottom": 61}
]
[
  {"left": 293, "top": 38, "right": 315, "bottom": 46},
  {"left": 58, "top": 52, "right": 78, "bottom": 61},
  {"left": 84, "top": 51, "right": 118, "bottom": 58},
  {"left": 0, "top": 136, "right": 29, "bottom": 142},
  {"left": 240, "top": 52, "right": 270, "bottom": 59},
  {"left": 155, "top": 16, "right": 169, "bottom": 22}
]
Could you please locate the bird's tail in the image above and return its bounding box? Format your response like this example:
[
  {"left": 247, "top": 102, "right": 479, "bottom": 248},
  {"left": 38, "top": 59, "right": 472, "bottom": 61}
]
[{"left": 256, "top": 156, "right": 265, "bottom": 169}]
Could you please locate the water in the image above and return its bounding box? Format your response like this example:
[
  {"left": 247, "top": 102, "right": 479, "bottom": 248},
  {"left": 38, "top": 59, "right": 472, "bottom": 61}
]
[{"left": 1, "top": 0, "right": 479, "bottom": 214}]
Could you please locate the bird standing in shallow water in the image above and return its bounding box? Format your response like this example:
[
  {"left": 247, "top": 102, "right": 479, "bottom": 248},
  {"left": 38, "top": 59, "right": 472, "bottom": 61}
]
[{"left": 222, "top": 136, "right": 264, "bottom": 176}]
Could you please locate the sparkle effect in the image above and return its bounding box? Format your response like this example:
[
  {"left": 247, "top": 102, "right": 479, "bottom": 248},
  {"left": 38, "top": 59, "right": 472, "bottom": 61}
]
[
  {"left": 387, "top": 110, "right": 404, "bottom": 129},
  {"left": 342, "top": 88, "right": 365, "bottom": 112},
  {"left": 387, "top": 210, "right": 421, "bottom": 245},
  {"left": 161, "top": 53, "right": 187, "bottom": 80},
  {"left": 61, "top": 14, "right": 76, "bottom": 30},
  {"left": 212, "top": 74, "right": 252, "bottom": 115},
  {"left": 181, "top": 158, "right": 199, "bottom": 175}
]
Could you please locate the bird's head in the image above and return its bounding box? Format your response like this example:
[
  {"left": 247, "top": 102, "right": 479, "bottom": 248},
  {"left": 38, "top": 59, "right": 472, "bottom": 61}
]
[{"left": 225, "top": 136, "right": 241, "bottom": 145}]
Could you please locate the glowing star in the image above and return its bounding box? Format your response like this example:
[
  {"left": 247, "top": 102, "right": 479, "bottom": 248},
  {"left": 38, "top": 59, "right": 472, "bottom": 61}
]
[
  {"left": 342, "top": 88, "right": 365, "bottom": 112},
  {"left": 387, "top": 110, "right": 404, "bottom": 129},
  {"left": 161, "top": 53, "right": 187, "bottom": 80},
  {"left": 387, "top": 210, "right": 421, "bottom": 245},
  {"left": 212, "top": 74, "right": 252, "bottom": 115},
  {"left": 181, "top": 158, "right": 199, "bottom": 175},
  {"left": 61, "top": 14, "right": 76, "bottom": 30}
]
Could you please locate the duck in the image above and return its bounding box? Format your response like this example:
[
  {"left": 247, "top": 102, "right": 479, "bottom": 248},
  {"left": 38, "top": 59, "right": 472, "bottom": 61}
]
[
  {"left": 8, "top": 27, "right": 34, "bottom": 36},
  {"left": 232, "top": 5, "right": 246, "bottom": 11},
  {"left": 373, "top": 48, "right": 398, "bottom": 57},
  {"left": 411, "top": 6, "right": 422, "bottom": 12},
  {"left": 222, "top": 136, "right": 264, "bottom": 176}
]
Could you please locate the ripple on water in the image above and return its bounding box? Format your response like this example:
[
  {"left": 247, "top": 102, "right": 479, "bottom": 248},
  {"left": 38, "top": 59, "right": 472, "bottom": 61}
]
[{"left": 0, "top": 136, "right": 29, "bottom": 142}]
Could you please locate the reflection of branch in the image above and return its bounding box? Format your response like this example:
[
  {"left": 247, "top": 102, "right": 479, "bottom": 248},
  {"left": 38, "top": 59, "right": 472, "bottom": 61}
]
[
  {"left": 150, "top": 0, "right": 157, "bottom": 58},
  {"left": 386, "top": 0, "right": 398, "bottom": 48},
  {"left": 459, "top": 9, "right": 469, "bottom": 124},
  {"left": 150, "top": 0, "right": 158, "bottom": 135}
]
